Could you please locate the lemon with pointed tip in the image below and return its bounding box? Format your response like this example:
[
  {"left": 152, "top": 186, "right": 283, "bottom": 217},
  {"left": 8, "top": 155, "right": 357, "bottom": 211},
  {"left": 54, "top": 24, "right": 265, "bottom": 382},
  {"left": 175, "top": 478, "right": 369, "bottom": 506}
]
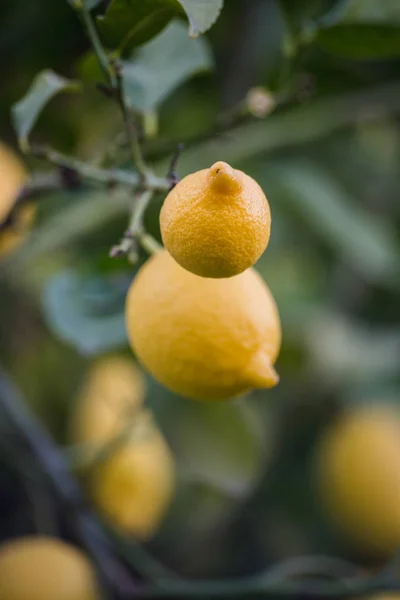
[
  {"left": 90, "top": 410, "right": 175, "bottom": 540},
  {"left": 316, "top": 403, "right": 400, "bottom": 556},
  {"left": 125, "top": 249, "right": 281, "bottom": 401},
  {"left": 0, "top": 536, "right": 99, "bottom": 600},
  {"left": 160, "top": 161, "right": 271, "bottom": 278},
  {"left": 70, "top": 354, "right": 145, "bottom": 449}
]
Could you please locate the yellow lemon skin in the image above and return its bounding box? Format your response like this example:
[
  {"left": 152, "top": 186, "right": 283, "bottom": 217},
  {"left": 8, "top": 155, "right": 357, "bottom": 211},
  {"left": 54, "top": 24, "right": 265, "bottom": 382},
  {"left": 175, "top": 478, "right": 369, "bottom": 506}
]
[
  {"left": 70, "top": 355, "right": 146, "bottom": 447},
  {"left": 0, "top": 202, "right": 36, "bottom": 258},
  {"left": 160, "top": 161, "right": 271, "bottom": 278},
  {"left": 316, "top": 404, "right": 400, "bottom": 556},
  {"left": 0, "top": 536, "right": 99, "bottom": 600},
  {"left": 90, "top": 411, "right": 175, "bottom": 540},
  {"left": 0, "top": 142, "right": 27, "bottom": 224},
  {"left": 125, "top": 249, "right": 281, "bottom": 401}
]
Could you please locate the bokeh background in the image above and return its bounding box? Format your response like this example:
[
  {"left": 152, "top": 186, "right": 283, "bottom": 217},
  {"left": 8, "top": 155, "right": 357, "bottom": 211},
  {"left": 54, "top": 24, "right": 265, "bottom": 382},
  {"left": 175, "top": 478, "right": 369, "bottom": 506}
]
[{"left": 0, "top": 0, "right": 399, "bottom": 585}]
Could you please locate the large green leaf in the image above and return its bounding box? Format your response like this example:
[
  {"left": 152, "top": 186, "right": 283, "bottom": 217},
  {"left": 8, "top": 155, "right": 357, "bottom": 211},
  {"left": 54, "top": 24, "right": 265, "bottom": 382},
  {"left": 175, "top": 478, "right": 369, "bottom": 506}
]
[
  {"left": 338, "top": 0, "right": 400, "bottom": 22},
  {"left": 12, "top": 70, "right": 80, "bottom": 150},
  {"left": 42, "top": 269, "right": 128, "bottom": 355},
  {"left": 122, "top": 20, "right": 212, "bottom": 112},
  {"left": 316, "top": 0, "right": 400, "bottom": 58},
  {"left": 176, "top": 0, "right": 223, "bottom": 38},
  {"left": 98, "top": 0, "right": 223, "bottom": 52},
  {"left": 263, "top": 160, "right": 400, "bottom": 287},
  {"left": 316, "top": 24, "right": 400, "bottom": 58},
  {"left": 168, "top": 396, "right": 267, "bottom": 497},
  {"left": 98, "top": 0, "right": 177, "bottom": 52}
]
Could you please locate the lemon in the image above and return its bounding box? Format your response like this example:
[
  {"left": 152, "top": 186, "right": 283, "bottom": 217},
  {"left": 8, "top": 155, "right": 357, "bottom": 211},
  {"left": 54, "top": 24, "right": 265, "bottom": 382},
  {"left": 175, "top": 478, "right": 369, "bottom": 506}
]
[
  {"left": 0, "top": 202, "right": 36, "bottom": 258},
  {"left": 0, "top": 142, "right": 27, "bottom": 223},
  {"left": 70, "top": 355, "right": 145, "bottom": 449},
  {"left": 160, "top": 161, "right": 271, "bottom": 278},
  {"left": 89, "top": 410, "right": 175, "bottom": 540},
  {"left": 315, "top": 403, "right": 400, "bottom": 556},
  {"left": 0, "top": 536, "right": 99, "bottom": 600},
  {"left": 125, "top": 249, "right": 281, "bottom": 401}
]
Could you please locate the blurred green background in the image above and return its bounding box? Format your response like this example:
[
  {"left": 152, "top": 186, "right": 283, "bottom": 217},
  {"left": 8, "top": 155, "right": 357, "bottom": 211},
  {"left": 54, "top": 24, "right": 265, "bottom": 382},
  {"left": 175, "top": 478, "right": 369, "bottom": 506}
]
[{"left": 0, "top": 0, "right": 399, "bottom": 585}]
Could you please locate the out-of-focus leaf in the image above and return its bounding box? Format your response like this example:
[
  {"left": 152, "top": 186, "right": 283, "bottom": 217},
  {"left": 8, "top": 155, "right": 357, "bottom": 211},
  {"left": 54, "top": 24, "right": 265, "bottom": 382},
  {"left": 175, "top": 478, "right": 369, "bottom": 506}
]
[
  {"left": 338, "top": 0, "right": 400, "bottom": 23},
  {"left": 66, "top": 0, "right": 104, "bottom": 8},
  {"left": 171, "top": 398, "right": 268, "bottom": 498},
  {"left": 265, "top": 160, "right": 400, "bottom": 287},
  {"left": 42, "top": 269, "right": 128, "bottom": 355},
  {"left": 306, "top": 309, "right": 400, "bottom": 384},
  {"left": 98, "top": 0, "right": 222, "bottom": 53},
  {"left": 316, "top": 24, "right": 400, "bottom": 58},
  {"left": 12, "top": 70, "right": 80, "bottom": 149},
  {"left": 122, "top": 20, "right": 212, "bottom": 112},
  {"left": 98, "top": 0, "right": 179, "bottom": 52},
  {"left": 176, "top": 0, "right": 223, "bottom": 38},
  {"left": 315, "top": 0, "right": 400, "bottom": 58}
]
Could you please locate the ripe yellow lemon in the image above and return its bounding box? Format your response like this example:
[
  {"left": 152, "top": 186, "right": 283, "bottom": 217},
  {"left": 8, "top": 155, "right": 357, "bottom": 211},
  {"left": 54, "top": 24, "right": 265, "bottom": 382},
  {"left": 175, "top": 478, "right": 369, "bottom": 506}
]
[
  {"left": 0, "top": 536, "right": 99, "bottom": 600},
  {"left": 70, "top": 355, "right": 145, "bottom": 449},
  {"left": 0, "top": 202, "right": 36, "bottom": 258},
  {"left": 125, "top": 249, "right": 281, "bottom": 401},
  {"left": 160, "top": 161, "right": 271, "bottom": 278},
  {"left": 0, "top": 142, "right": 27, "bottom": 223},
  {"left": 315, "top": 404, "right": 400, "bottom": 556},
  {"left": 89, "top": 410, "right": 175, "bottom": 540}
]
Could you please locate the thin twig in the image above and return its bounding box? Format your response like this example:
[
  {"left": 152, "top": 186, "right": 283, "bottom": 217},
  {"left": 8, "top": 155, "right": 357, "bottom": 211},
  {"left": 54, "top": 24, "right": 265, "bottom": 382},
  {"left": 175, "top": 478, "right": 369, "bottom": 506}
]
[
  {"left": 30, "top": 144, "right": 169, "bottom": 192},
  {"left": 112, "top": 59, "right": 149, "bottom": 179},
  {"left": 110, "top": 189, "right": 161, "bottom": 259},
  {"left": 77, "top": 1, "right": 116, "bottom": 87}
]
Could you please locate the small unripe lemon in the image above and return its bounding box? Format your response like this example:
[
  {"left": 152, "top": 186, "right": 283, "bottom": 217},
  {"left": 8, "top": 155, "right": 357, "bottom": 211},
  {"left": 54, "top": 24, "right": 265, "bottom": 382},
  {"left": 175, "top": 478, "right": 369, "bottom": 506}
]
[
  {"left": 89, "top": 410, "right": 175, "bottom": 540},
  {"left": 0, "top": 536, "right": 99, "bottom": 600},
  {"left": 315, "top": 404, "right": 400, "bottom": 556},
  {"left": 160, "top": 161, "right": 271, "bottom": 278},
  {"left": 125, "top": 249, "right": 281, "bottom": 401},
  {"left": 70, "top": 355, "right": 146, "bottom": 448},
  {"left": 0, "top": 142, "right": 27, "bottom": 223}
]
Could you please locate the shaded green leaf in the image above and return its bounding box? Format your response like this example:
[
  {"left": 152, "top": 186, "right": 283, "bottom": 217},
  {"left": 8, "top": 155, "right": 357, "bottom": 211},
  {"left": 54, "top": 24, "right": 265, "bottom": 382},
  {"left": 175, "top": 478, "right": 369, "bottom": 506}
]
[
  {"left": 98, "top": 0, "right": 179, "bottom": 52},
  {"left": 306, "top": 309, "right": 400, "bottom": 384},
  {"left": 122, "top": 20, "right": 212, "bottom": 112},
  {"left": 12, "top": 70, "right": 80, "bottom": 150},
  {"left": 98, "top": 0, "right": 223, "bottom": 53},
  {"left": 42, "top": 270, "right": 128, "bottom": 355},
  {"left": 315, "top": 0, "right": 400, "bottom": 58},
  {"left": 339, "top": 0, "right": 400, "bottom": 23},
  {"left": 264, "top": 160, "right": 400, "bottom": 287},
  {"left": 171, "top": 398, "right": 267, "bottom": 497},
  {"left": 316, "top": 24, "right": 400, "bottom": 58},
  {"left": 176, "top": 0, "right": 223, "bottom": 37}
]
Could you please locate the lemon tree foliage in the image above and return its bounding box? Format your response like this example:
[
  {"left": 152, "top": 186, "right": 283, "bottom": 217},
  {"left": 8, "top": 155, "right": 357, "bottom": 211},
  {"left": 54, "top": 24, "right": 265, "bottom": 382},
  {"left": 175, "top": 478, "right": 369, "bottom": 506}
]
[
  {"left": 42, "top": 269, "right": 128, "bottom": 355},
  {"left": 281, "top": 0, "right": 400, "bottom": 58},
  {"left": 98, "top": 0, "right": 224, "bottom": 52},
  {"left": 122, "top": 21, "right": 213, "bottom": 112},
  {"left": 12, "top": 70, "right": 80, "bottom": 150}
]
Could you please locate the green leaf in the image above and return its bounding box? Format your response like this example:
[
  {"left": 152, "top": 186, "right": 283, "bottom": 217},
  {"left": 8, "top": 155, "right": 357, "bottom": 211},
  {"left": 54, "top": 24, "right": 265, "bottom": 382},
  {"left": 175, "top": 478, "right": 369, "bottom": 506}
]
[
  {"left": 337, "top": 0, "right": 400, "bottom": 23},
  {"left": 98, "top": 0, "right": 179, "bottom": 52},
  {"left": 176, "top": 0, "right": 223, "bottom": 38},
  {"left": 98, "top": 0, "right": 223, "bottom": 53},
  {"left": 122, "top": 20, "right": 212, "bottom": 112},
  {"left": 315, "top": 0, "right": 400, "bottom": 58},
  {"left": 170, "top": 398, "right": 267, "bottom": 497},
  {"left": 12, "top": 70, "right": 80, "bottom": 150},
  {"left": 42, "top": 270, "right": 128, "bottom": 355},
  {"left": 316, "top": 24, "right": 400, "bottom": 58},
  {"left": 264, "top": 160, "right": 400, "bottom": 287},
  {"left": 66, "top": 0, "right": 104, "bottom": 8}
]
